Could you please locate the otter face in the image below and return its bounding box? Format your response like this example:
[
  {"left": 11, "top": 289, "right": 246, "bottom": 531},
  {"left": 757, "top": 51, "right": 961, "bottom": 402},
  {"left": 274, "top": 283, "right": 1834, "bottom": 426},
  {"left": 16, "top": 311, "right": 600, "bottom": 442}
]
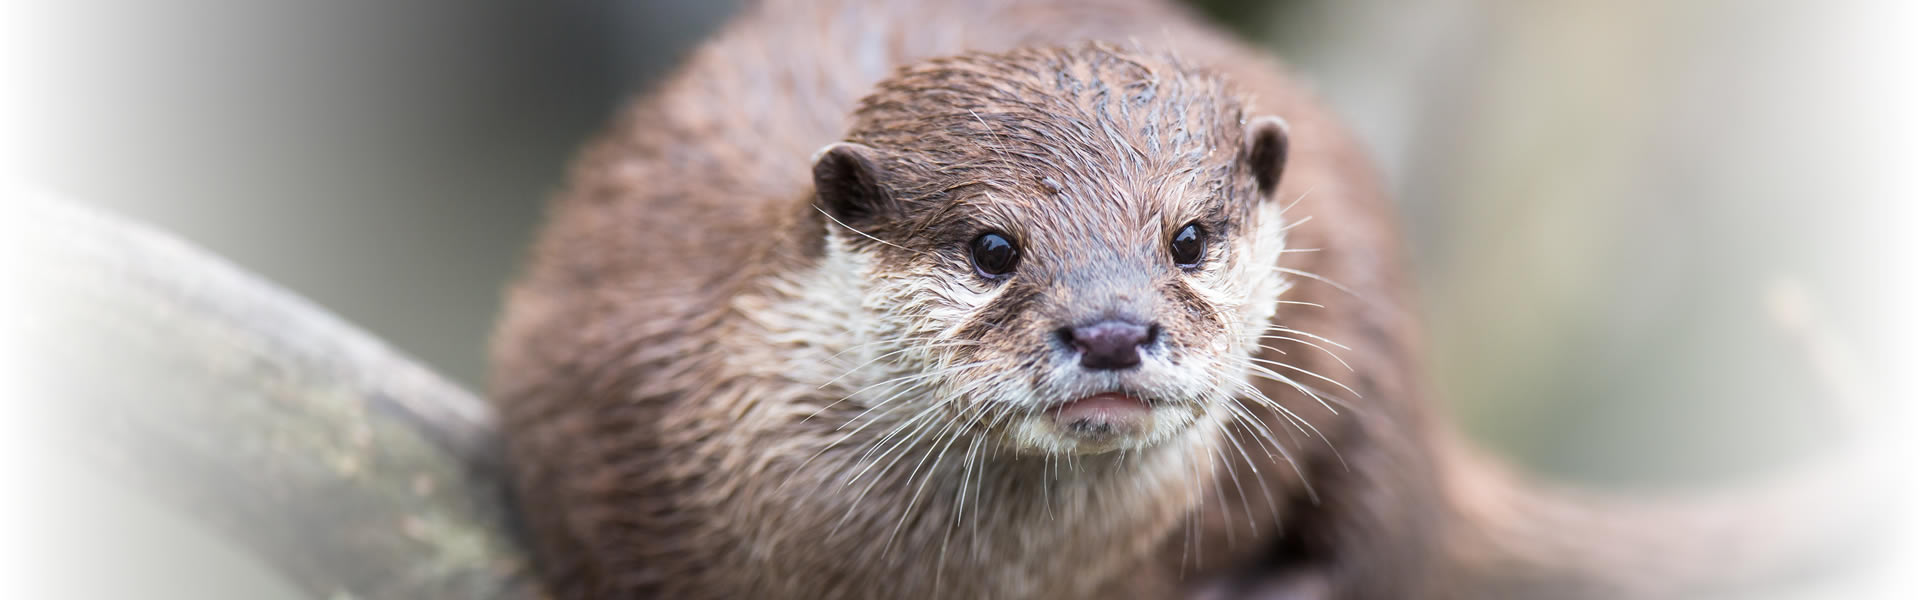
[{"left": 810, "top": 46, "right": 1296, "bottom": 456}]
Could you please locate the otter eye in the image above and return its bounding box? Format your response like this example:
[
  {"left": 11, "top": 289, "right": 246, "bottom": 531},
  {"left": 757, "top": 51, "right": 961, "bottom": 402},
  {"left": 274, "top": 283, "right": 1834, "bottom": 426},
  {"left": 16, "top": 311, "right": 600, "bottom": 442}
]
[
  {"left": 1170, "top": 222, "right": 1207, "bottom": 268},
  {"left": 970, "top": 232, "right": 1020, "bottom": 278}
]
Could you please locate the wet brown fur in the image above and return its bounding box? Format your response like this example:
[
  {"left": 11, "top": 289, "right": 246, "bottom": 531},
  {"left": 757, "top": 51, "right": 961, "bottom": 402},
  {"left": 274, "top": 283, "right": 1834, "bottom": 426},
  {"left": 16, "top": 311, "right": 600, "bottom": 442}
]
[{"left": 491, "top": 1, "right": 1874, "bottom": 598}]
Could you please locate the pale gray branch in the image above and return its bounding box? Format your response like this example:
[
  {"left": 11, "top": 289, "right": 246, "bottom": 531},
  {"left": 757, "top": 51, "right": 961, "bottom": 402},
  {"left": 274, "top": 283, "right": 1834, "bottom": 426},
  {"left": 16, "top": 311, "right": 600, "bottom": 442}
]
[{"left": 3, "top": 191, "right": 541, "bottom": 600}]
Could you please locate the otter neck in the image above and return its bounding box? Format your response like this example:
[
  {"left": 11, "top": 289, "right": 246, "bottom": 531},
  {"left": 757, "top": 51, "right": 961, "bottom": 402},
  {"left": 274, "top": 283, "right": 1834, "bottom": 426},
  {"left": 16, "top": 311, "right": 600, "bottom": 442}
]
[{"left": 759, "top": 410, "right": 1218, "bottom": 599}]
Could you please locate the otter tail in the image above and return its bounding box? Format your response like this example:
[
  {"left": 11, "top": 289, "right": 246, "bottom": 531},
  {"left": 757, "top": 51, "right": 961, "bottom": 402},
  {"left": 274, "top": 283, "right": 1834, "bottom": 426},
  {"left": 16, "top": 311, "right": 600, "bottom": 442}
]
[
  {"left": 1437, "top": 435, "right": 1897, "bottom": 599},
  {"left": 1429, "top": 282, "right": 1906, "bottom": 599}
]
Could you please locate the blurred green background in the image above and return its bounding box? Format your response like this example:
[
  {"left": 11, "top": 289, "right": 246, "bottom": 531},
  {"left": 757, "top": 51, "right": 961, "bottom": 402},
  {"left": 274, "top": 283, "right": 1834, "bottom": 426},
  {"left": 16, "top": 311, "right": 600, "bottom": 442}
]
[{"left": 3, "top": 0, "right": 1909, "bottom": 597}]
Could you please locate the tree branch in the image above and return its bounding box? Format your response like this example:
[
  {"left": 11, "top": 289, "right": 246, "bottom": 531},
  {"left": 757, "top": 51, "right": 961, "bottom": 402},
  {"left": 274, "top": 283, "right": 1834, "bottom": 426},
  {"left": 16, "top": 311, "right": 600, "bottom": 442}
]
[{"left": 4, "top": 190, "right": 541, "bottom": 600}]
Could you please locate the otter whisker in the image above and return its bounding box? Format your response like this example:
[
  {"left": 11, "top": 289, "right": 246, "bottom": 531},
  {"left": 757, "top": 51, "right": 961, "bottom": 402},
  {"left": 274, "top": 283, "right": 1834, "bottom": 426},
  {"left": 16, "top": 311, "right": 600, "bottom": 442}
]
[
  {"left": 835, "top": 403, "right": 957, "bottom": 536},
  {"left": 952, "top": 423, "right": 985, "bottom": 528},
  {"left": 1243, "top": 361, "right": 1344, "bottom": 416},
  {"left": 1277, "top": 214, "right": 1315, "bottom": 233},
  {"left": 881, "top": 424, "right": 965, "bottom": 558},
  {"left": 1180, "top": 447, "right": 1200, "bottom": 575},
  {"left": 969, "top": 432, "right": 994, "bottom": 546},
  {"left": 1244, "top": 365, "right": 1358, "bottom": 414},
  {"left": 1212, "top": 396, "right": 1282, "bottom": 463},
  {"left": 935, "top": 431, "right": 990, "bottom": 600},
  {"left": 863, "top": 374, "right": 997, "bottom": 507},
  {"left": 1234, "top": 377, "right": 1349, "bottom": 475},
  {"left": 1208, "top": 358, "right": 1318, "bottom": 503},
  {"left": 832, "top": 407, "right": 949, "bottom": 536},
  {"left": 845, "top": 395, "right": 963, "bottom": 487},
  {"left": 1042, "top": 451, "right": 1055, "bottom": 521},
  {"left": 807, "top": 348, "right": 986, "bottom": 426},
  {"left": 815, "top": 401, "right": 955, "bottom": 500},
  {"left": 1257, "top": 324, "right": 1353, "bottom": 351},
  {"left": 819, "top": 339, "right": 981, "bottom": 389},
  {"left": 1200, "top": 437, "right": 1240, "bottom": 548},
  {"left": 1260, "top": 336, "right": 1355, "bottom": 372},
  {"left": 1204, "top": 418, "right": 1254, "bottom": 542},
  {"left": 1211, "top": 403, "right": 1283, "bottom": 526},
  {"left": 1226, "top": 381, "right": 1325, "bottom": 504},
  {"left": 782, "top": 373, "right": 943, "bottom": 495},
  {"left": 881, "top": 395, "right": 995, "bottom": 558},
  {"left": 813, "top": 204, "right": 923, "bottom": 255},
  {"left": 829, "top": 360, "right": 993, "bottom": 432},
  {"left": 1275, "top": 184, "right": 1318, "bottom": 218},
  {"left": 836, "top": 366, "right": 1001, "bottom": 492},
  {"left": 1217, "top": 392, "right": 1299, "bottom": 477},
  {"left": 824, "top": 336, "right": 972, "bottom": 363},
  {"left": 1271, "top": 299, "right": 1326, "bottom": 309},
  {"left": 1270, "top": 265, "right": 1358, "bottom": 298},
  {"left": 1226, "top": 371, "right": 1318, "bottom": 447},
  {"left": 963, "top": 399, "right": 1021, "bottom": 554},
  {"left": 1249, "top": 357, "right": 1361, "bottom": 400},
  {"left": 842, "top": 399, "right": 947, "bottom": 484},
  {"left": 1205, "top": 382, "right": 1297, "bottom": 530}
]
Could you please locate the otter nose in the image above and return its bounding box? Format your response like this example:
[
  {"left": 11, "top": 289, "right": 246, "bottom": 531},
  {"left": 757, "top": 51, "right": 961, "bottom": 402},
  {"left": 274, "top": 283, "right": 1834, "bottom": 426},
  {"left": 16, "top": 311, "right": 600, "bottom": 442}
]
[{"left": 1060, "top": 320, "right": 1157, "bottom": 370}]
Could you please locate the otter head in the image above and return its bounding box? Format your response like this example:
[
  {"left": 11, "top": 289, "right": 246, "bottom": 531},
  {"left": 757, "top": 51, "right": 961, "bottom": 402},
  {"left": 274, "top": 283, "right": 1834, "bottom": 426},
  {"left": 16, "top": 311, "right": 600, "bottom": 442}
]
[{"left": 809, "top": 44, "right": 1295, "bottom": 456}]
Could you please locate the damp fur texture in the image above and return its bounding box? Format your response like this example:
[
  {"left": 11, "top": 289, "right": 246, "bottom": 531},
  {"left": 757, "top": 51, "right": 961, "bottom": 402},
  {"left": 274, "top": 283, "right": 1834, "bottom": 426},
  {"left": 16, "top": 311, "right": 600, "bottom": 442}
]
[
  {"left": 492, "top": 1, "right": 1868, "bottom": 599},
  {"left": 490, "top": 0, "right": 1420, "bottom": 594},
  {"left": 819, "top": 45, "right": 1300, "bottom": 457}
]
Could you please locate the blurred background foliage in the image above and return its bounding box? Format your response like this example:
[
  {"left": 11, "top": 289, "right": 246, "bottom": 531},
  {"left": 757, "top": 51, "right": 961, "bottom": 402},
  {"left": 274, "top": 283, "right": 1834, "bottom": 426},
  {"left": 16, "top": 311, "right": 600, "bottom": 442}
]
[{"left": 3, "top": 0, "right": 1907, "bottom": 597}]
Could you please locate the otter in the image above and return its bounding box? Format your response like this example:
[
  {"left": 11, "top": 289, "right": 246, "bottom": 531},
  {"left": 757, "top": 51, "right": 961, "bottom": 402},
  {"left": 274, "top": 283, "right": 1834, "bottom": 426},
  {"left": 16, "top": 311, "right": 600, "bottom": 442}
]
[{"left": 491, "top": 1, "right": 1880, "bottom": 598}]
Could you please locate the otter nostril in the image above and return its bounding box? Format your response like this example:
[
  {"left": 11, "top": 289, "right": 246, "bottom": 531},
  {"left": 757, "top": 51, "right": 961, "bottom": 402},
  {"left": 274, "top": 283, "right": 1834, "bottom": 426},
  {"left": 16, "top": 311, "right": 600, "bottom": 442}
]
[{"left": 1064, "top": 320, "right": 1152, "bottom": 370}]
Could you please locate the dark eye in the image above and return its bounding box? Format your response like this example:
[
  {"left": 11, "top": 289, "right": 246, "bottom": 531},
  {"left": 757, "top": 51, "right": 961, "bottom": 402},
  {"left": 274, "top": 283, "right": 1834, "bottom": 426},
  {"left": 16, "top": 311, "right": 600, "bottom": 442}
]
[
  {"left": 970, "top": 232, "right": 1020, "bottom": 278},
  {"left": 1170, "top": 222, "right": 1207, "bottom": 268}
]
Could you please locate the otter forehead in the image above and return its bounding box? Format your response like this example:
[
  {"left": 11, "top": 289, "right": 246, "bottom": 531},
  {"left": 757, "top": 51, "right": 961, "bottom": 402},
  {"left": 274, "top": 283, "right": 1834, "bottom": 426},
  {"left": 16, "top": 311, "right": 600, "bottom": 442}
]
[
  {"left": 849, "top": 43, "right": 1249, "bottom": 165},
  {"left": 843, "top": 43, "right": 1257, "bottom": 265}
]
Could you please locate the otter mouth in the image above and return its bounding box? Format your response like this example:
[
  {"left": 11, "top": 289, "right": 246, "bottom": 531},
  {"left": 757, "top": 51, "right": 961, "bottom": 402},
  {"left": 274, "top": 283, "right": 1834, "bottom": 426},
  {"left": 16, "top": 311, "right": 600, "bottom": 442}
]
[{"left": 1049, "top": 392, "right": 1155, "bottom": 438}]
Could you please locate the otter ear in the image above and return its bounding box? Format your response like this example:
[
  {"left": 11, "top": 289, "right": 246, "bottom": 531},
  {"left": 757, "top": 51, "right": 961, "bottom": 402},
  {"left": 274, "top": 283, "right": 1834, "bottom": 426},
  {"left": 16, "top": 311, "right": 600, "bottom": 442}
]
[
  {"left": 1244, "top": 116, "right": 1291, "bottom": 199},
  {"left": 811, "top": 142, "right": 894, "bottom": 225}
]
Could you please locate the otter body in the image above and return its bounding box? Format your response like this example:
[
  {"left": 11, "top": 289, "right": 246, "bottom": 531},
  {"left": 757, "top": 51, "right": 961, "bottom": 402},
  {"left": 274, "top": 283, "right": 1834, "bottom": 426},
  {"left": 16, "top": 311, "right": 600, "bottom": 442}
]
[{"left": 492, "top": 1, "right": 1858, "bottom": 598}]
